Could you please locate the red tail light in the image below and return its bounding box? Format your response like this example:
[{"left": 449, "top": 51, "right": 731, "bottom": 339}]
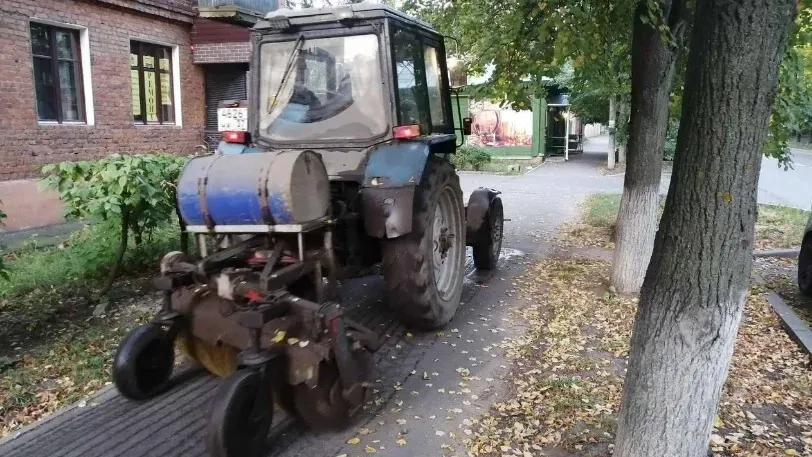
[
  {"left": 222, "top": 131, "right": 247, "bottom": 143},
  {"left": 393, "top": 124, "right": 420, "bottom": 139}
]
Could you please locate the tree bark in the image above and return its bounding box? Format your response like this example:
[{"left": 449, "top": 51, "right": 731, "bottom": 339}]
[
  {"left": 614, "top": 0, "right": 796, "bottom": 456},
  {"left": 100, "top": 207, "right": 130, "bottom": 296},
  {"left": 617, "top": 101, "right": 629, "bottom": 164},
  {"left": 610, "top": 0, "right": 687, "bottom": 294},
  {"left": 608, "top": 96, "right": 617, "bottom": 170}
]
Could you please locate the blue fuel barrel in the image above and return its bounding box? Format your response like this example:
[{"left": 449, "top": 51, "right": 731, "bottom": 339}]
[{"left": 177, "top": 150, "right": 330, "bottom": 227}]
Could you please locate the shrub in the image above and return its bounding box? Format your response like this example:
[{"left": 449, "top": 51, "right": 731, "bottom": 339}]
[
  {"left": 40, "top": 153, "right": 187, "bottom": 294},
  {"left": 453, "top": 145, "right": 492, "bottom": 171}
]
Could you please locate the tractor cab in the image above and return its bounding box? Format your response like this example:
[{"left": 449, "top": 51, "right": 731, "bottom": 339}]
[{"left": 219, "top": 3, "right": 465, "bottom": 158}]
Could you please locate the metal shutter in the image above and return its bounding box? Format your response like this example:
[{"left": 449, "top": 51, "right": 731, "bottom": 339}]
[{"left": 204, "top": 64, "right": 248, "bottom": 148}]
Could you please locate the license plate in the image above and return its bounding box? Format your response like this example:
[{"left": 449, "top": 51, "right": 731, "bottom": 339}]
[{"left": 217, "top": 107, "right": 248, "bottom": 132}]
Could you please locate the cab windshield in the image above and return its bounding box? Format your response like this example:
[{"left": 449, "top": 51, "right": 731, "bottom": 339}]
[{"left": 258, "top": 34, "right": 388, "bottom": 142}]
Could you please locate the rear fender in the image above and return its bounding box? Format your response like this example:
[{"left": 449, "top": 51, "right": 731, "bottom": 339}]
[
  {"left": 466, "top": 188, "right": 501, "bottom": 245},
  {"left": 361, "top": 142, "right": 429, "bottom": 239},
  {"left": 360, "top": 137, "right": 456, "bottom": 239}
]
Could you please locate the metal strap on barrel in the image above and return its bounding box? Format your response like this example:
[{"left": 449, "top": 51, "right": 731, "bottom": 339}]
[
  {"left": 258, "top": 152, "right": 279, "bottom": 225},
  {"left": 197, "top": 155, "right": 223, "bottom": 230}
]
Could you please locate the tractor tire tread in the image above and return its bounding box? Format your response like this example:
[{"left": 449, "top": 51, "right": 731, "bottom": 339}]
[{"left": 381, "top": 157, "right": 463, "bottom": 330}]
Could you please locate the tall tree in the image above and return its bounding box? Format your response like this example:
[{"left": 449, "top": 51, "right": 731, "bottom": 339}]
[
  {"left": 614, "top": 1, "right": 797, "bottom": 456},
  {"left": 404, "top": 0, "right": 633, "bottom": 126},
  {"left": 610, "top": 0, "right": 689, "bottom": 294}
]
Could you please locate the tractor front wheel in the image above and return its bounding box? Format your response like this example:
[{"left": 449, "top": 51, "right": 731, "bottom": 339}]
[{"left": 381, "top": 158, "right": 465, "bottom": 330}]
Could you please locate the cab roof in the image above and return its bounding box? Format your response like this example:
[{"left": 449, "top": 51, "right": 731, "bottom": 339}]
[{"left": 255, "top": 2, "right": 436, "bottom": 33}]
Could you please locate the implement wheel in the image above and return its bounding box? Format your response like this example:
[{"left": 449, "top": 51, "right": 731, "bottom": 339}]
[
  {"left": 113, "top": 324, "right": 174, "bottom": 400},
  {"left": 207, "top": 370, "right": 273, "bottom": 457},
  {"left": 382, "top": 158, "right": 465, "bottom": 330},
  {"left": 293, "top": 352, "right": 371, "bottom": 430}
]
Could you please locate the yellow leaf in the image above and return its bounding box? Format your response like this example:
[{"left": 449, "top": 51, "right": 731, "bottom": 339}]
[
  {"left": 365, "top": 445, "right": 376, "bottom": 454},
  {"left": 347, "top": 437, "right": 361, "bottom": 445},
  {"left": 713, "top": 415, "right": 724, "bottom": 428}
]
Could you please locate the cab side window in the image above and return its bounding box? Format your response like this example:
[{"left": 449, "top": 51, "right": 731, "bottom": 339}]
[{"left": 391, "top": 27, "right": 430, "bottom": 133}]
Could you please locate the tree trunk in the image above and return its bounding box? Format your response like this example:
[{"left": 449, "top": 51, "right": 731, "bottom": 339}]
[
  {"left": 100, "top": 208, "right": 130, "bottom": 296},
  {"left": 610, "top": 0, "right": 687, "bottom": 294},
  {"left": 614, "top": 0, "right": 796, "bottom": 455},
  {"left": 608, "top": 96, "right": 617, "bottom": 170},
  {"left": 617, "top": 101, "right": 629, "bottom": 164}
]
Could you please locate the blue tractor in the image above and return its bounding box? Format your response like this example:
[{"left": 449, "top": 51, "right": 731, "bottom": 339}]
[{"left": 112, "top": 4, "right": 503, "bottom": 457}]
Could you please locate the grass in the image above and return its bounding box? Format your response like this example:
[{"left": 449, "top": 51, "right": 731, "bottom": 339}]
[
  {"left": 483, "top": 146, "right": 535, "bottom": 158},
  {"left": 754, "top": 205, "right": 810, "bottom": 250},
  {"left": 0, "top": 222, "right": 181, "bottom": 354},
  {"left": 477, "top": 157, "right": 543, "bottom": 175},
  {"left": 582, "top": 193, "right": 810, "bottom": 250},
  {"left": 584, "top": 194, "right": 622, "bottom": 228},
  {"left": 0, "top": 220, "right": 179, "bottom": 437}
]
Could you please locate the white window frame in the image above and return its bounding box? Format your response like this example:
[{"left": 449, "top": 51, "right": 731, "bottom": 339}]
[
  {"left": 129, "top": 37, "right": 183, "bottom": 127},
  {"left": 31, "top": 19, "right": 95, "bottom": 126}
]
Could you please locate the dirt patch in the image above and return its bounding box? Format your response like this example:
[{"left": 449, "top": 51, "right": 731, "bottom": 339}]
[{"left": 0, "top": 291, "right": 158, "bottom": 437}]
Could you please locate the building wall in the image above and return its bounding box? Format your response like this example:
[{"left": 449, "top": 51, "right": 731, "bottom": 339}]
[
  {"left": 0, "top": 0, "right": 205, "bottom": 230},
  {"left": 193, "top": 42, "right": 252, "bottom": 64}
]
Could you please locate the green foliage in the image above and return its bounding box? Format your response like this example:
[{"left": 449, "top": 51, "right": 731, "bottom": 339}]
[
  {"left": 569, "top": 92, "right": 610, "bottom": 125},
  {"left": 0, "top": 222, "right": 179, "bottom": 345},
  {"left": 40, "top": 154, "right": 186, "bottom": 243},
  {"left": 765, "top": 4, "right": 812, "bottom": 168},
  {"left": 0, "top": 222, "right": 180, "bottom": 301},
  {"left": 452, "top": 145, "right": 492, "bottom": 171},
  {"left": 403, "top": 0, "right": 634, "bottom": 106},
  {"left": 39, "top": 153, "right": 186, "bottom": 294}
]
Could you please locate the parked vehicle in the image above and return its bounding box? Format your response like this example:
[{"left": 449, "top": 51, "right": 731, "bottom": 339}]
[
  {"left": 799, "top": 206, "right": 812, "bottom": 296},
  {"left": 111, "top": 5, "right": 504, "bottom": 457}
]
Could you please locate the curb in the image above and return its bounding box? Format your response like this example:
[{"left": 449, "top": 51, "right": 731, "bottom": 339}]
[
  {"left": 752, "top": 273, "right": 812, "bottom": 360},
  {"left": 762, "top": 290, "right": 812, "bottom": 360},
  {"left": 753, "top": 248, "right": 800, "bottom": 258}
]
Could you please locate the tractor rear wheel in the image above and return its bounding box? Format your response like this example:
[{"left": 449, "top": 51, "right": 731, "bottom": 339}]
[
  {"left": 381, "top": 158, "right": 465, "bottom": 330},
  {"left": 799, "top": 235, "right": 812, "bottom": 297}
]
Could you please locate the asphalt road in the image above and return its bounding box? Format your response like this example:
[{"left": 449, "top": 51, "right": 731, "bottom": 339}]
[{"left": 757, "top": 147, "right": 812, "bottom": 210}]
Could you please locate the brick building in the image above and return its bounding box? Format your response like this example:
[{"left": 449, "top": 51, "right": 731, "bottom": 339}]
[{"left": 0, "top": 0, "right": 275, "bottom": 231}]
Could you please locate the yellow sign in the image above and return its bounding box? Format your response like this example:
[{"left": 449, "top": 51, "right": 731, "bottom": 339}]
[
  {"left": 130, "top": 53, "right": 138, "bottom": 67},
  {"left": 159, "top": 58, "right": 169, "bottom": 71},
  {"left": 145, "top": 72, "right": 157, "bottom": 122},
  {"left": 131, "top": 70, "right": 140, "bottom": 116},
  {"left": 160, "top": 73, "right": 171, "bottom": 106},
  {"left": 143, "top": 55, "right": 155, "bottom": 69}
]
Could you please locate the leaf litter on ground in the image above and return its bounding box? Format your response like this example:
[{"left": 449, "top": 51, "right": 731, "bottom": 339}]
[{"left": 463, "top": 257, "right": 812, "bottom": 457}]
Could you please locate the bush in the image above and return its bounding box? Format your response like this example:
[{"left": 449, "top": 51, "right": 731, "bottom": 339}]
[
  {"left": 40, "top": 153, "right": 187, "bottom": 295},
  {"left": 453, "top": 145, "right": 492, "bottom": 171}
]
